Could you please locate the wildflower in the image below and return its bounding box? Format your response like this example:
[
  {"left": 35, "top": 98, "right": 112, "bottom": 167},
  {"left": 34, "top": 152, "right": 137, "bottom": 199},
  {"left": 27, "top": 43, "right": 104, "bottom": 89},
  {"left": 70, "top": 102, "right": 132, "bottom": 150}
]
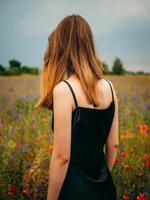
[
  {"left": 135, "top": 172, "right": 142, "bottom": 177},
  {"left": 123, "top": 194, "right": 130, "bottom": 200},
  {"left": 121, "top": 151, "right": 127, "bottom": 158},
  {"left": 142, "top": 124, "right": 149, "bottom": 132},
  {"left": 136, "top": 192, "right": 148, "bottom": 200},
  {"left": 115, "top": 157, "right": 119, "bottom": 164},
  {"left": 22, "top": 189, "right": 30, "bottom": 197},
  {"left": 143, "top": 154, "right": 149, "bottom": 160},
  {"left": 35, "top": 139, "right": 40, "bottom": 146},
  {"left": 146, "top": 159, "right": 150, "bottom": 167},
  {"left": 15, "top": 143, "right": 22, "bottom": 148},
  {"left": 124, "top": 164, "right": 130, "bottom": 170},
  {"left": 8, "top": 185, "right": 17, "bottom": 195},
  {"left": 138, "top": 124, "right": 149, "bottom": 136}
]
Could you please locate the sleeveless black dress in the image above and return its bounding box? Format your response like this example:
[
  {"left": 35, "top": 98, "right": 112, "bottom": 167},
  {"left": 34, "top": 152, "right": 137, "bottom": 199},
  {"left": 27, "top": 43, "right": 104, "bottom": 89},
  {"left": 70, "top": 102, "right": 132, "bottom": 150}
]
[{"left": 51, "top": 79, "right": 117, "bottom": 200}]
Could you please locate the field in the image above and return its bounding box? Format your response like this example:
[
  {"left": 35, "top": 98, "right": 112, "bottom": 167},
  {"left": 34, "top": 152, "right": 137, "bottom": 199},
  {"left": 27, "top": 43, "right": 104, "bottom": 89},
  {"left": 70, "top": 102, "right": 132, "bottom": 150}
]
[{"left": 0, "top": 75, "right": 150, "bottom": 200}]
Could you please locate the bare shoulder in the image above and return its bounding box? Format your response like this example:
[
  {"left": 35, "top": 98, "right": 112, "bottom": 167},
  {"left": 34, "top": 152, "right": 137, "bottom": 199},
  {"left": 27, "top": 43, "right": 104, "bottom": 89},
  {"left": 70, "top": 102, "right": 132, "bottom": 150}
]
[
  {"left": 53, "top": 81, "right": 73, "bottom": 109},
  {"left": 53, "top": 81, "right": 69, "bottom": 96}
]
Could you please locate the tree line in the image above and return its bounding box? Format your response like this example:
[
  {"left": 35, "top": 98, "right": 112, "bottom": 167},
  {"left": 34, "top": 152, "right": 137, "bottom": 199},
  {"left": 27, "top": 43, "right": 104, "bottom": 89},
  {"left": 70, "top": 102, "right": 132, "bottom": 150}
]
[
  {"left": 102, "top": 57, "right": 149, "bottom": 75},
  {"left": 0, "top": 59, "right": 39, "bottom": 76},
  {"left": 0, "top": 58, "right": 149, "bottom": 76}
]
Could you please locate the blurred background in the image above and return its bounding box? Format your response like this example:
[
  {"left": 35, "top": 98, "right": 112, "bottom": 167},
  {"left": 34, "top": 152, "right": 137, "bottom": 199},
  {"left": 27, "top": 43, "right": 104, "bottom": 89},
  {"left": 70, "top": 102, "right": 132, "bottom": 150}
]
[{"left": 0, "top": 0, "right": 150, "bottom": 199}]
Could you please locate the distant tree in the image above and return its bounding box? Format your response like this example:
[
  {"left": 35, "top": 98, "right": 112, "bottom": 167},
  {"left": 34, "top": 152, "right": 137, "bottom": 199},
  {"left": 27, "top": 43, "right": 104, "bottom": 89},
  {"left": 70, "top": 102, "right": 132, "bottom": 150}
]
[
  {"left": 112, "top": 57, "right": 125, "bottom": 75},
  {"left": 102, "top": 62, "right": 110, "bottom": 74},
  {"left": 6, "top": 67, "right": 20, "bottom": 75},
  {"left": 21, "top": 66, "right": 31, "bottom": 74},
  {"left": 0, "top": 64, "right": 5, "bottom": 75},
  {"left": 21, "top": 66, "right": 39, "bottom": 74},
  {"left": 137, "top": 70, "right": 144, "bottom": 74},
  {"left": 28, "top": 67, "right": 39, "bottom": 75},
  {"left": 126, "top": 70, "right": 136, "bottom": 75},
  {"left": 9, "top": 59, "right": 21, "bottom": 68},
  {"left": 8, "top": 59, "right": 21, "bottom": 75}
]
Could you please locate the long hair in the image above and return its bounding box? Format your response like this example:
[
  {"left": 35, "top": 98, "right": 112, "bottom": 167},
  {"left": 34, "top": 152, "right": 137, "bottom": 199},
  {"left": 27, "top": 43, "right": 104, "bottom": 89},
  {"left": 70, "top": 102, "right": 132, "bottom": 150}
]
[{"left": 35, "top": 14, "right": 104, "bottom": 110}]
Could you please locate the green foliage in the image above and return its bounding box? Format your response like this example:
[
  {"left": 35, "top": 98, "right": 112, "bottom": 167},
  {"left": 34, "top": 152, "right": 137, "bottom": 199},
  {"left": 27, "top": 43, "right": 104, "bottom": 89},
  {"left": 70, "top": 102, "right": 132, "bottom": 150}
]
[
  {"left": 27, "top": 67, "right": 39, "bottom": 75},
  {"left": 0, "top": 64, "right": 5, "bottom": 75},
  {"left": 21, "top": 66, "right": 31, "bottom": 74},
  {"left": 112, "top": 57, "right": 126, "bottom": 75},
  {"left": 0, "top": 59, "right": 39, "bottom": 76},
  {"left": 9, "top": 59, "right": 21, "bottom": 68},
  {"left": 126, "top": 70, "right": 136, "bottom": 75},
  {"left": 137, "top": 71, "right": 145, "bottom": 74},
  {"left": 21, "top": 66, "right": 39, "bottom": 75},
  {"left": 102, "top": 62, "right": 110, "bottom": 74},
  {"left": 6, "top": 66, "right": 21, "bottom": 75},
  {"left": 6, "top": 59, "right": 22, "bottom": 75}
]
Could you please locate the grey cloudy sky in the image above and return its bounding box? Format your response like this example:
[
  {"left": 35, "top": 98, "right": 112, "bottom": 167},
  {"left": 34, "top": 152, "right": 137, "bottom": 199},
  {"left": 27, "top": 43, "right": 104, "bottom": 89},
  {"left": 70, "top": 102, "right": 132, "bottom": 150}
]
[{"left": 0, "top": 0, "right": 150, "bottom": 72}]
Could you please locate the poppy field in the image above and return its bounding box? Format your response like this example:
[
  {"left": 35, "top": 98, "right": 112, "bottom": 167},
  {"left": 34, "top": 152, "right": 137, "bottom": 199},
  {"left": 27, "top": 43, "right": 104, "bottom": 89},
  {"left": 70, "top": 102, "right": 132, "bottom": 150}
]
[{"left": 0, "top": 74, "right": 150, "bottom": 200}]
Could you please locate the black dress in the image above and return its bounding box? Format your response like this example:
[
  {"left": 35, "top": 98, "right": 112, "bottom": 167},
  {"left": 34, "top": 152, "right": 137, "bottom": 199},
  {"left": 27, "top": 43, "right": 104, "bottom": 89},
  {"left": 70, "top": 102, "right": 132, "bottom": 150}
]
[{"left": 51, "top": 79, "right": 117, "bottom": 200}]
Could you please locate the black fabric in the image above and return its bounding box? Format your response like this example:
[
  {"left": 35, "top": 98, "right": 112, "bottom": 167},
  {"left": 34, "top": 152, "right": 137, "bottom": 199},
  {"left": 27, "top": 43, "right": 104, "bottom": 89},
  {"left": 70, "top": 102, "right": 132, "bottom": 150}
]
[{"left": 51, "top": 79, "right": 117, "bottom": 200}]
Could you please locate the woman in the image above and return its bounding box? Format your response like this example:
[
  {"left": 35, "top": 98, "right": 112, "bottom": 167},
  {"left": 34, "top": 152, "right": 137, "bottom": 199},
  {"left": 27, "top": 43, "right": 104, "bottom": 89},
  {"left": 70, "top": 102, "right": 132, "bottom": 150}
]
[{"left": 36, "top": 14, "right": 119, "bottom": 200}]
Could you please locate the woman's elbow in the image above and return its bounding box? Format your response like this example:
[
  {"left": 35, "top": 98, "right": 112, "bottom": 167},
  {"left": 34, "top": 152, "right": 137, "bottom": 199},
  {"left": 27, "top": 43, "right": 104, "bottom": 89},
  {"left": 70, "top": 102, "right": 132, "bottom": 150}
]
[
  {"left": 51, "top": 152, "right": 70, "bottom": 165},
  {"left": 106, "top": 141, "right": 119, "bottom": 150}
]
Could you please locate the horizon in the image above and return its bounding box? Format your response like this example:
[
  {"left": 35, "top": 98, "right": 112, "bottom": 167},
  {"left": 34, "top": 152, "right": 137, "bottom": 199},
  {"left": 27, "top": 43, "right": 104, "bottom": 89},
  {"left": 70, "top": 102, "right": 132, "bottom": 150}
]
[{"left": 2, "top": 59, "right": 150, "bottom": 73}]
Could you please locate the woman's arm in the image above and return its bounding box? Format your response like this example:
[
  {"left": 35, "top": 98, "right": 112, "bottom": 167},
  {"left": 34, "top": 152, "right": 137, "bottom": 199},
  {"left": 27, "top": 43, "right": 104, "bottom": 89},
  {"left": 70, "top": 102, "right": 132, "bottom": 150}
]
[
  {"left": 47, "top": 82, "right": 73, "bottom": 200},
  {"left": 105, "top": 82, "right": 119, "bottom": 172}
]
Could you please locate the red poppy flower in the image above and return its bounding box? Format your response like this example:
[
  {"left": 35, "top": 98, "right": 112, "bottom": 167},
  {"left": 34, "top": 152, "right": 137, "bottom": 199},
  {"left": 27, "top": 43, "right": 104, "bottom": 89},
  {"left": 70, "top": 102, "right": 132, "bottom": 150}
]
[
  {"left": 143, "top": 154, "right": 149, "bottom": 160},
  {"left": 142, "top": 124, "right": 149, "bottom": 132},
  {"left": 123, "top": 194, "right": 130, "bottom": 200},
  {"left": 121, "top": 151, "right": 127, "bottom": 158},
  {"left": 15, "top": 143, "right": 22, "bottom": 148},
  {"left": 115, "top": 157, "right": 119, "bottom": 164},
  {"left": 146, "top": 159, "right": 150, "bottom": 167},
  {"left": 136, "top": 192, "right": 148, "bottom": 200},
  {"left": 124, "top": 164, "right": 130, "bottom": 170},
  {"left": 135, "top": 172, "right": 142, "bottom": 177},
  {"left": 8, "top": 185, "right": 17, "bottom": 195},
  {"left": 139, "top": 124, "right": 149, "bottom": 135}
]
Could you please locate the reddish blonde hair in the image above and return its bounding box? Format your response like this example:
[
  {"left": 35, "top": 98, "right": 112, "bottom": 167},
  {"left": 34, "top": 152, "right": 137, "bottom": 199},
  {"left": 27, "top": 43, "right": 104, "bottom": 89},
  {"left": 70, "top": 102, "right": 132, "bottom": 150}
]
[{"left": 35, "top": 14, "right": 103, "bottom": 110}]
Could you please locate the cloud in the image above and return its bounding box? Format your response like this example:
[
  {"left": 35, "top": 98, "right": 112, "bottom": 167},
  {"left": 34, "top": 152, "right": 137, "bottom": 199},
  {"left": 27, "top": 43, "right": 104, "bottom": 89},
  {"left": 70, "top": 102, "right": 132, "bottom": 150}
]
[
  {"left": 18, "top": 0, "right": 150, "bottom": 37},
  {"left": 87, "top": 0, "right": 150, "bottom": 36}
]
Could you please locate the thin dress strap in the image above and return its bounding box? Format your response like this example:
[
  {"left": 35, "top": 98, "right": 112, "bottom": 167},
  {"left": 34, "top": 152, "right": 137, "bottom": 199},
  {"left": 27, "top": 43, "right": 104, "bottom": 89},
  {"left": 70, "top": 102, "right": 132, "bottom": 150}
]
[
  {"left": 51, "top": 80, "right": 79, "bottom": 131},
  {"left": 105, "top": 80, "right": 114, "bottom": 101},
  {"left": 63, "top": 80, "right": 79, "bottom": 109}
]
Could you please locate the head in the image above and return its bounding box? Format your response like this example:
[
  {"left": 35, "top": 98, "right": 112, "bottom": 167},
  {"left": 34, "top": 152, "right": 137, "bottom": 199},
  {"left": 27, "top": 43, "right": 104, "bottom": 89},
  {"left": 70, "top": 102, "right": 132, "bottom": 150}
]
[{"left": 36, "top": 14, "right": 103, "bottom": 110}]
